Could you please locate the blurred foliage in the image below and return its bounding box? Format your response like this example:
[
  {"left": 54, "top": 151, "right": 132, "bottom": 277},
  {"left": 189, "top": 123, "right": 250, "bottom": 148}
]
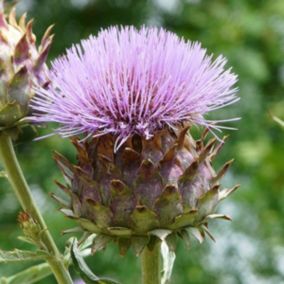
[{"left": 0, "top": 0, "right": 284, "bottom": 283}]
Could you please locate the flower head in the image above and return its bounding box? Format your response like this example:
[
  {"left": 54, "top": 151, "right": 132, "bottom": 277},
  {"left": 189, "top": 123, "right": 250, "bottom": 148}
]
[
  {"left": 32, "top": 26, "right": 238, "bottom": 148},
  {"left": 43, "top": 26, "right": 240, "bottom": 255}
]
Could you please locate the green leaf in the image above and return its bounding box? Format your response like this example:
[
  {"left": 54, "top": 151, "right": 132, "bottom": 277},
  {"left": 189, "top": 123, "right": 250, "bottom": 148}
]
[
  {"left": 0, "top": 249, "right": 47, "bottom": 263},
  {"left": 0, "top": 170, "right": 7, "bottom": 178},
  {"left": 17, "top": 236, "right": 38, "bottom": 247},
  {"left": 161, "top": 238, "right": 176, "bottom": 284},
  {"left": 0, "top": 263, "right": 51, "bottom": 284},
  {"left": 79, "top": 234, "right": 96, "bottom": 251},
  {"left": 71, "top": 239, "right": 120, "bottom": 284},
  {"left": 273, "top": 116, "right": 284, "bottom": 128}
]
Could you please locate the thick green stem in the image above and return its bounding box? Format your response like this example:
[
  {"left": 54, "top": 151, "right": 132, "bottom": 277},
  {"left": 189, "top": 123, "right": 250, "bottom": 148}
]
[
  {"left": 141, "top": 241, "right": 161, "bottom": 284},
  {"left": 0, "top": 133, "right": 73, "bottom": 284}
]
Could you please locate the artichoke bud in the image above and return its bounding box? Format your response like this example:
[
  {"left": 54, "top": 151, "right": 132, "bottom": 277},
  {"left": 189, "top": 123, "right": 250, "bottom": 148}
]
[
  {"left": 0, "top": 1, "right": 53, "bottom": 129},
  {"left": 18, "top": 211, "right": 43, "bottom": 245},
  {"left": 54, "top": 127, "right": 239, "bottom": 255}
]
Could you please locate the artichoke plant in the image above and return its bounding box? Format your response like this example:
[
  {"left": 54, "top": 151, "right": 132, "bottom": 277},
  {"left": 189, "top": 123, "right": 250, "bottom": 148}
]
[{"left": 0, "top": 0, "right": 53, "bottom": 129}]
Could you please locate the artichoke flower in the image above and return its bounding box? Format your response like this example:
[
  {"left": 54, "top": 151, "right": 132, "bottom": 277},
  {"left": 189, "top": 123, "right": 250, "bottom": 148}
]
[
  {"left": 0, "top": 0, "right": 53, "bottom": 129},
  {"left": 31, "top": 27, "right": 239, "bottom": 254}
]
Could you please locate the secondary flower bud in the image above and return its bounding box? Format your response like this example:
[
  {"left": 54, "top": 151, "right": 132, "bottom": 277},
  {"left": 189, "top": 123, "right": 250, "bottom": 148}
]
[
  {"left": 18, "top": 211, "right": 43, "bottom": 246},
  {"left": 0, "top": 1, "right": 53, "bottom": 129}
]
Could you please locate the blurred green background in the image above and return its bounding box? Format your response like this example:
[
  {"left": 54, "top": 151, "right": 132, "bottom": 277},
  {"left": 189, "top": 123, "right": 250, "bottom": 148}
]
[{"left": 0, "top": 0, "right": 284, "bottom": 283}]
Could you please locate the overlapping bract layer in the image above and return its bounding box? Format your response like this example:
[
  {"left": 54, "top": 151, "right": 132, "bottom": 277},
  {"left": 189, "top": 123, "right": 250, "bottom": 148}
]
[
  {"left": 32, "top": 26, "right": 238, "bottom": 147},
  {"left": 0, "top": 1, "right": 53, "bottom": 128},
  {"left": 54, "top": 127, "right": 239, "bottom": 254}
]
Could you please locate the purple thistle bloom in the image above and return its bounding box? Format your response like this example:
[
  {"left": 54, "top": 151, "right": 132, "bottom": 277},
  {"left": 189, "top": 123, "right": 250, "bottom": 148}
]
[{"left": 31, "top": 26, "right": 238, "bottom": 149}]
